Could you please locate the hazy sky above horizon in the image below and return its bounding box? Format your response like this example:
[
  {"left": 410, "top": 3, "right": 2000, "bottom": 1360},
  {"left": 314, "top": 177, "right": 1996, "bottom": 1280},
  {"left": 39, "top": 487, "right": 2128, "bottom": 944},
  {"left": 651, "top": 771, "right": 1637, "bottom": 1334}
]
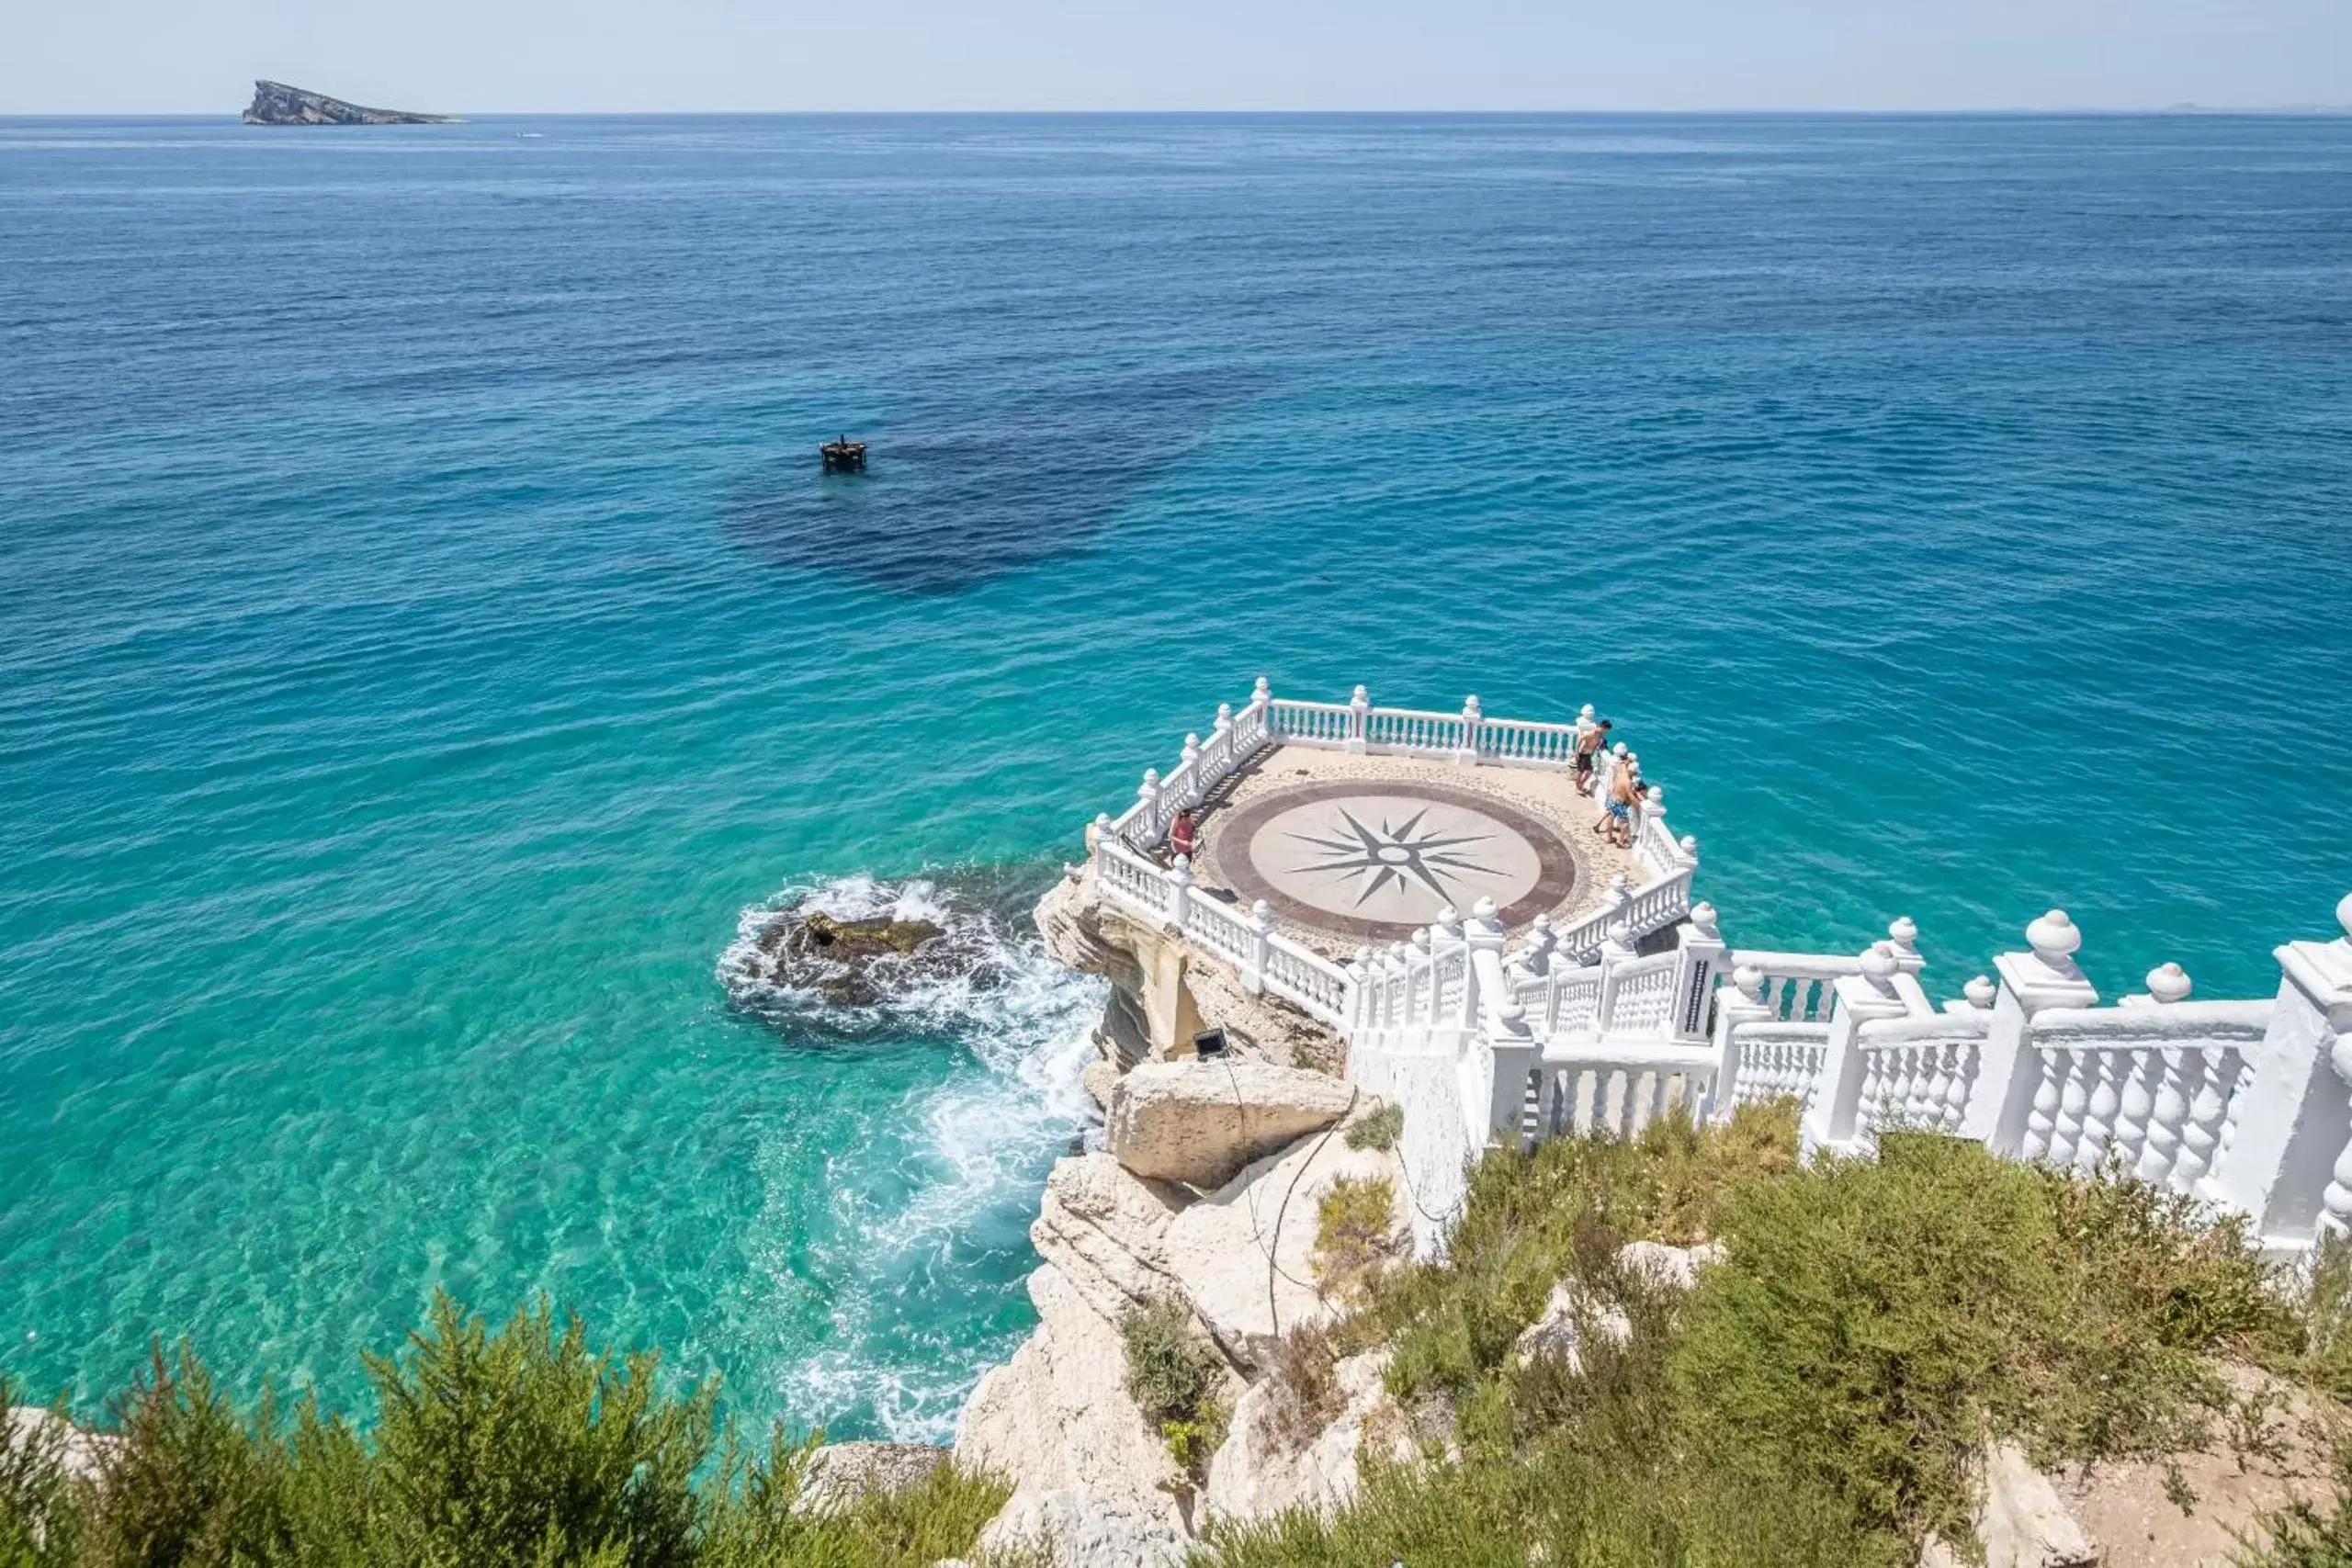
[{"left": 4, "top": 0, "right": 2348, "bottom": 115}]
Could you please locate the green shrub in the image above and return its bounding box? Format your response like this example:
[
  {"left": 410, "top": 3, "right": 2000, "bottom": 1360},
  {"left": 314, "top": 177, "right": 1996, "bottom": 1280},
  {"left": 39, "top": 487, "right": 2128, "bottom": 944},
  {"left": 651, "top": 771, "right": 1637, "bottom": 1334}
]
[
  {"left": 1310, "top": 1178, "right": 1397, "bottom": 1303},
  {"left": 0, "top": 1374, "right": 81, "bottom": 1568},
  {"left": 0, "top": 1294, "right": 1005, "bottom": 1568},
  {"left": 86, "top": 1341, "right": 286, "bottom": 1568},
  {"left": 1676, "top": 1133, "right": 2289, "bottom": 1550},
  {"left": 1121, "top": 1302, "right": 1228, "bottom": 1475},
  {"left": 1340, "top": 1104, "right": 1402, "bottom": 1154}
]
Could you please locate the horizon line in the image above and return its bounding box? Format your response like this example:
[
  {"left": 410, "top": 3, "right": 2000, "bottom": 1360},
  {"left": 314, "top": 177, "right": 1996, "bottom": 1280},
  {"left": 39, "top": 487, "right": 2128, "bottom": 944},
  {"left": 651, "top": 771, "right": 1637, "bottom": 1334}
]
[{"left": 8, "top": 104, "right": 2352, "bottom": 119}]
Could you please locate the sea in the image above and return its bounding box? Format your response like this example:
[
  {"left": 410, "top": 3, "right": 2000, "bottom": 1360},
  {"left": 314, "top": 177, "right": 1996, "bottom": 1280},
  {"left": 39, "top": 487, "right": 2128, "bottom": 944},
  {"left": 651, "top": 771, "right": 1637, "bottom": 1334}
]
[{"left": 3, "top": 112, "right": 2349, "bottom": 1441}]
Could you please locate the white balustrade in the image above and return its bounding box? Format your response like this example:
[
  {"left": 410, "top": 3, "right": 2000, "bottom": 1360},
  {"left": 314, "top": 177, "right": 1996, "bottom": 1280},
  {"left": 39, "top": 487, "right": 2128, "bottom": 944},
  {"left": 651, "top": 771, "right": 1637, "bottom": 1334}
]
[
  {"left": 1853, "top": 1014, "right": 1988, "bottom": 1140},
  {"left": 1087, "top": 686, "right": 2352, "bottom": 1262},
  {"left": 1716, "top": 1021, "right": 1834, "bottom": 1115}
]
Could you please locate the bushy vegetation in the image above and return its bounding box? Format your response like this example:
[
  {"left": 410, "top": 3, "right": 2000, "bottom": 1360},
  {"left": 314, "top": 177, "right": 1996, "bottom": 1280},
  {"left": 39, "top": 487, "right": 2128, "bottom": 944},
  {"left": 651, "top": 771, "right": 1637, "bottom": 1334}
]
[
  {"left": 1120, "top": 1301, "right": 1228, "bottom": 1477},
  {"left": 0, "top": 1293, "right": 1006, "bottom": 1568},
  {"left": 1340, "top": 1104, "right": 1402, "bottom": 1154},
  {"left": 1201, "top": 1105, "right": 2340, "bottom": 1568},
  {"left": 1308, "top": 1177, "right": 1398, "bottom": 1304}
]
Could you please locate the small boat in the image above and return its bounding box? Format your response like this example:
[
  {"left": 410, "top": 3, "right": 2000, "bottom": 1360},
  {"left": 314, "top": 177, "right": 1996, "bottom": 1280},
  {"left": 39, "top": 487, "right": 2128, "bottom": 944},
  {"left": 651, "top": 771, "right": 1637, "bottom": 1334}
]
[{"left": 820, "top": 436, "right": 867, "bottom": 474}]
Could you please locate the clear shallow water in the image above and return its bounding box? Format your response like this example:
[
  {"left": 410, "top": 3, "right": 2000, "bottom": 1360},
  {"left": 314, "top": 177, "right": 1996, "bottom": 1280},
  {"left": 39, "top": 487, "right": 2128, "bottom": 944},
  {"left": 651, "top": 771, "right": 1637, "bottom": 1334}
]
[{"left": 3, "top": 113, "right": 2349, "bottom": 1437}]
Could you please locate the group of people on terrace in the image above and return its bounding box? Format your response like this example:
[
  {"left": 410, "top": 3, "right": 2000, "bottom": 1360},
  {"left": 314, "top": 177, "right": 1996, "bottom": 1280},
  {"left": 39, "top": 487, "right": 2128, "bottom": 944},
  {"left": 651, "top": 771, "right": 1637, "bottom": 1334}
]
[{"left": 1577, "top": 716, "right": 1646, "bottom": 850}]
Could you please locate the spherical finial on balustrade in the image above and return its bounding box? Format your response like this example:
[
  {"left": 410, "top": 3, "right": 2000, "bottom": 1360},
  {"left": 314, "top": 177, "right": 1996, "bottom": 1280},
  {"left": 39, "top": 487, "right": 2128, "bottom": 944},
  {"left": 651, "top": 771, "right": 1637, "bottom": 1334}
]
[
  {"left": 1963, "top": 975, "right": 1996, "bottom": 1010},
  {"left": 1252, "top": 675, "right": 1272, "bottom": 702},
  {"left": 1250, "top": 898, "right": 1273, "bottom": 930},
  {"left": 1498, "top": 997, "right": 1526, "bottom": 1027},
  {"left": 1578, "top": 703, "right": 1596, "bottom": 724},
  {"left": 1411, "top": 928, "right": 1432, "bottom": 952},
  {"left": 1094, "top": 811, "right": 1112, "bottom": 827},
  {"left": 1732, "top": 963, "right": 1765, "bottom": 1003},
  {"left": 1889, "top": 916, "right": 1919, "bottom": 950},
  {"left": 1350, "top": 683, "right": 1370, "bottom": 708},
  {"left": 1612, "top": 741, "right": 1629, "bottom": 759},
  {"left": 1861, "top": 944, "right": 1899, "bottom": 986},
  {"left": 1463, "top": 694, "right": 1482, "bottom": 720},
  {"left": 1140, "top": 767, "right": 1159, "bottom": 788},
  {"left": 2146, "top": 962, "right": 2192, "bottom": 1004},
  {"left": 1645, "top": 784, "right": 1665, "bottom": 813},
  {"left": 1689, "top": 901, "right": 1720, "bottom": 941},
  {"left": 1679, "top": 834, "right": 1700, "bottom": 860},
  {"left": 1216, "top": 702, "right": 1233, "bottom": 728},
  {"left": 2025, "top": 909, "right": 2082, "bottom": 967},
  {"left": 1472, "top": 896, "right": 1498, "bottom": 923},
  {"left": 1170, "top": 852, "right": 1193, "bottom": 874},
  {"left": 1604, "top": 919, "right": 1634, "bottom": 953},
  {"left": 1607, "top": 874, "right": 1630, "bottom": 901}
]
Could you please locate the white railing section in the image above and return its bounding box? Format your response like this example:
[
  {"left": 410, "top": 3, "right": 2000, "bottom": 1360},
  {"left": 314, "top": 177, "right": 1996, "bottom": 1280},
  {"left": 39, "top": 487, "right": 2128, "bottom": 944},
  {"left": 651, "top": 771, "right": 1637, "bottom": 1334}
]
[
  {"left": 1999, "top": 999, "right": 2269, "bottom": 1190},
  {"left": 1534, "top": 1042, "right": 1718, "bottom": 1143},
  {"left": 1092, "top": 834, "right": 1356, "bottom": 1027},
  {"left": 1716, "top": 1021, "right": 1834, "bottom": 1115},
  {"left": 1853, "top": 1013, "right": 1990, "bottom": 1139},
  {"left": 1389, "top": 894, "right": 2352, "bottom": 1263}
]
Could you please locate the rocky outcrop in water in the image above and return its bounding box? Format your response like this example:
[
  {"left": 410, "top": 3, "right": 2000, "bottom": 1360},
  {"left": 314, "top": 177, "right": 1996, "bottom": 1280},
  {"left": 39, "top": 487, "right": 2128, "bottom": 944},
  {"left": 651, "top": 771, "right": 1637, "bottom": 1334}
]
[
  {"left": 242, "top": 81, "right": 456, "bottom": 125},
  {"left": 729, "top": 903, "right": 1010, "bottom": 1008}
]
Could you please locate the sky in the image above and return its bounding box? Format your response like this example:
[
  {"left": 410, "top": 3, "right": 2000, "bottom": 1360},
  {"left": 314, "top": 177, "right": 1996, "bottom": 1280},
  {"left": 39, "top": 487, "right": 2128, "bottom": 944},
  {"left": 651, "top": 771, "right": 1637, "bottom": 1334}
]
[{"left": 2, "top": 0, "right": 2348, "bottom": 114}]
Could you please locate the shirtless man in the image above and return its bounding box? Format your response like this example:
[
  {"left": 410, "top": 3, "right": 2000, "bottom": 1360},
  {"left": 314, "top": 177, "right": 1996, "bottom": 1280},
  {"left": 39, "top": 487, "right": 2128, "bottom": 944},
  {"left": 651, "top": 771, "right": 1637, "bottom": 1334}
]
[
  {"left": 1605, "top": 768, "right": 1641, "bottom": 849},
  {"left": 1574, "top": 718, "right": 1611, "bottom": 795}
]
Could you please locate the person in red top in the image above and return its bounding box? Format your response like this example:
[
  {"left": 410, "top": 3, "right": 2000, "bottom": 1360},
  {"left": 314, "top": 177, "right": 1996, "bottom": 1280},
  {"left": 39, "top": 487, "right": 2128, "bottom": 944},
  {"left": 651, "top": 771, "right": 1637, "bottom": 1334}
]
[{"left": 1168, "top": 807, "right": 1198, "bottom": 863}]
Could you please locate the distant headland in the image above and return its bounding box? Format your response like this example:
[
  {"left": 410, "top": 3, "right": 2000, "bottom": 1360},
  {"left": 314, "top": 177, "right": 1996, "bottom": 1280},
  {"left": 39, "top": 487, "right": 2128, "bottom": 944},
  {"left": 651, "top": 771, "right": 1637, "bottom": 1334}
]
[{"left": 242, "top": 80, "right": 458, "bottom": 126}]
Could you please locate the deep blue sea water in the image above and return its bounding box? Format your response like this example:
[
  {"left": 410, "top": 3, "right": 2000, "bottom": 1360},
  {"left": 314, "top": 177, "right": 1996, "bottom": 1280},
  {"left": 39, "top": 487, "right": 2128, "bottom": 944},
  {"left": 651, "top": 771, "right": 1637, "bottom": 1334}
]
[{"left": 3, "top": 113, "right": 2349, "bottom": 1439}]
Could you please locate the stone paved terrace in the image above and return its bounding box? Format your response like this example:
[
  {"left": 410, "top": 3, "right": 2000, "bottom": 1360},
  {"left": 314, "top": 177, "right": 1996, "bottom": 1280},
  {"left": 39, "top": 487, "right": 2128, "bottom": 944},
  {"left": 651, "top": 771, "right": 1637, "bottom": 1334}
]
[{"left": 1187, "top": 743, "right": 1644, "bottom": 960}]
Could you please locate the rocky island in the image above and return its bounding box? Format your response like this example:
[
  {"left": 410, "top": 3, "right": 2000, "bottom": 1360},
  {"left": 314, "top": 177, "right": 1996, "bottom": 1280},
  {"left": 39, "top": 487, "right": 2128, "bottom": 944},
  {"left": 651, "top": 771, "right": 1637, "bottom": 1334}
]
[{"left": 241, "top": 80, "right": 457, "bottom": 125}]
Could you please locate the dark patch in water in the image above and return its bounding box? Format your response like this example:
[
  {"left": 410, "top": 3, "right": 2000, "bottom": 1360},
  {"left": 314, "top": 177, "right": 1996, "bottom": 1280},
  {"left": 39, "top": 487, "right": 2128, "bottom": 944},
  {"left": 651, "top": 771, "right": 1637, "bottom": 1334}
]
[{"left": 725, "top": 370, "right": 1262, "bottom": 594}]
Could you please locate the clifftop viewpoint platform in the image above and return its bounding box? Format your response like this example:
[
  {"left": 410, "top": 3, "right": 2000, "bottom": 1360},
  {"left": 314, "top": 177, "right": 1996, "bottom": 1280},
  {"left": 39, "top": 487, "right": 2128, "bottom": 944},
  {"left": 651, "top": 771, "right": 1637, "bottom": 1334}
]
[
  {"left": 1084, "top": 682, "right": 1695, "bottom": 1024},
  {"left": 1194, "top": 743, "right": 1641, "bottom": 948}
]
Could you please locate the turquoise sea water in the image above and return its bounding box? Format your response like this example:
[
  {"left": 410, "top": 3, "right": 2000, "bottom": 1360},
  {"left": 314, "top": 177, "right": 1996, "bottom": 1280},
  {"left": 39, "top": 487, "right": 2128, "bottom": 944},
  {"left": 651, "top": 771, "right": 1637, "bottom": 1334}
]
[{"left": 3, "top": 113, "right": 2350, "bottom": 1439}]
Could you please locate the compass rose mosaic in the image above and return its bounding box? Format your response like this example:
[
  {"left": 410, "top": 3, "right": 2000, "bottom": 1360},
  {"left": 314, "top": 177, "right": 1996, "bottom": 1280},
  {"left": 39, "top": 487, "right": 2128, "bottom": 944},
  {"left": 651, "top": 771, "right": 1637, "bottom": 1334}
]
[{"left": 1211, "top": 780, "right": 1579, "bottom": 942}]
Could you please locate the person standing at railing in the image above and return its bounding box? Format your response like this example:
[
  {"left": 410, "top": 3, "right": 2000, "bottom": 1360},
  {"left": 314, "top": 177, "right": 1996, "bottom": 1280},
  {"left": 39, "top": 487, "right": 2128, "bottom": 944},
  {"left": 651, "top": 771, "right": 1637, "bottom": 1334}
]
[
  {"left": 1602, "top": 770, "right": 1643, "bottom": 850},
  {"left": 1167, "top": 807, "right": 1198, "bottom": 864},
  {"left": 1574, "top": 718, "right": 1611, "bottom": 797}
]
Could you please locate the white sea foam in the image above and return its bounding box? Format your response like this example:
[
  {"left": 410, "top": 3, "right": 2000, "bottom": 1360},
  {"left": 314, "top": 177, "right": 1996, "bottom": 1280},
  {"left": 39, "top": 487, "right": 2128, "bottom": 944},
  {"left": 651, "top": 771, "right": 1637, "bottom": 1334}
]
[{"left": 720, "top": 871, "right": 1103, "bottom": 1440}]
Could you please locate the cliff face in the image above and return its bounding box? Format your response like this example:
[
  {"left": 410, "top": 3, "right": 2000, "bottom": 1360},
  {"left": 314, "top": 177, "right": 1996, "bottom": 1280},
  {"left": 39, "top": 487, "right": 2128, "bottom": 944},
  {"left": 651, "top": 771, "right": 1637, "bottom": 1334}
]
[{"left": 242, "top": 81, "right": 456, "bottom": 125}]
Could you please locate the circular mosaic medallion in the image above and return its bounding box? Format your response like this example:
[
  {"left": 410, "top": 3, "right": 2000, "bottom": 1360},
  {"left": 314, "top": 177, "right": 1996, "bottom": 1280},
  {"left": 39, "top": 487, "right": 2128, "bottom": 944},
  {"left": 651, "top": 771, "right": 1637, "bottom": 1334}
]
[{"left": 1211, "top": 780, "right": 1578, "bottom": 942}]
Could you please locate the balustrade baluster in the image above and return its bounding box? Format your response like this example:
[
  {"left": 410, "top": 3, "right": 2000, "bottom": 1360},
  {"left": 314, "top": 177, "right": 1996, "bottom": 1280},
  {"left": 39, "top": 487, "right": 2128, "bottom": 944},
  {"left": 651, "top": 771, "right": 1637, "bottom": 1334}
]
[
  {"left": 2075, "top": 1048, "right": 2124, "bottom": 1171},
  {"left": 2111, "top": 1047, "right": 2160, "bottom": 1174},
  {"left": 1942, "top": 1044, "right": 1973, "bottom": 1133},
  {"left": 2019, "top": 1050, "right": 2061, "bottom": 1160},
  {"left": 1897, "top": 1046, "right": 1928, "bottom": 1128},
  {"left": 2048, "top": 1050, "right": 2092, "bottom": 1167},
  {"left": 2169, "top": 1052, "right": 2221, "bottom": 1188},
  {"left": 2208, "top": 1048, "right": 2253, "bottom": 1183}
]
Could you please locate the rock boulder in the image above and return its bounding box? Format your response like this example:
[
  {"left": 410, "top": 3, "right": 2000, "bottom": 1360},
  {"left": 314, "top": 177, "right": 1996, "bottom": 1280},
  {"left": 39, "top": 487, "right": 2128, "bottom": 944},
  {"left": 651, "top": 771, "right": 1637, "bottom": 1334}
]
[
  {"left": 1203, "top": 1348, "right": 1402, "bottom": 1527},
  {"left": 796, "top": 1441, "right": 946, "bottom": 1514},
  {"left": 1029, "top": 1152, "right": 1193, "bottom": 1325},
  {"left": 1110, "top": 1061, "right": 1358, "bottom": 1189}
]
